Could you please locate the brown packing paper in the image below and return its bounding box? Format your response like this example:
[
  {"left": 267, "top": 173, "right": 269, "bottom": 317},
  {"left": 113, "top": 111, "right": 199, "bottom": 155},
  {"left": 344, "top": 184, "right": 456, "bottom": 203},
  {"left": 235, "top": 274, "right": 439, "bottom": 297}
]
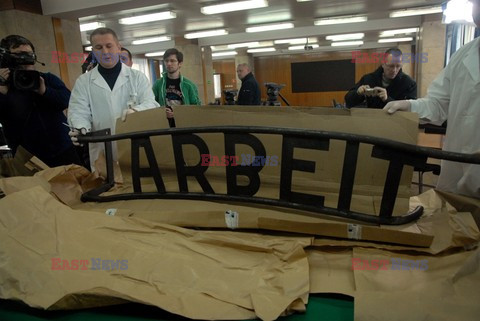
[
  {"left": 0, "top": 186, "right": 311, "bottom": 321},
  {"left": 0, "top": 145, "right": 49, "bottom": 178},
  {"left": 353, "top": 247, "right": 480, "bottom": 321}
]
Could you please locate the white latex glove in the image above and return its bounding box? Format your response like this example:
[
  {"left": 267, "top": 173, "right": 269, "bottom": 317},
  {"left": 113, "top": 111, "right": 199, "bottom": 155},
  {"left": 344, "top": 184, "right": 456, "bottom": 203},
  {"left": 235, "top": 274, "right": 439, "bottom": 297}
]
[
  {"left": 121, "top": 107, "right": 136, "bottom": 122},
  {"left": 383, "top": 100, "right": 411, "bottom": 114},
  {"left": 68, "top": 128, "right": 88, "bottom": 146}
]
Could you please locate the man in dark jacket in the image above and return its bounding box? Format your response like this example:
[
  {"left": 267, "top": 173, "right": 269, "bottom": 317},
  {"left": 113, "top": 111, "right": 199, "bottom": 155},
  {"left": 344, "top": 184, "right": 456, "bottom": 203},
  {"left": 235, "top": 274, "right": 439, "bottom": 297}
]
[
  {"left": 236, "top": 63, "right": 261, "bottom": 105},
  {"left": 345, "top": 48, "right": 417, "bottom": 108},
  {"left": 0, "top": 35, "right": 80, "bottom": 167}
]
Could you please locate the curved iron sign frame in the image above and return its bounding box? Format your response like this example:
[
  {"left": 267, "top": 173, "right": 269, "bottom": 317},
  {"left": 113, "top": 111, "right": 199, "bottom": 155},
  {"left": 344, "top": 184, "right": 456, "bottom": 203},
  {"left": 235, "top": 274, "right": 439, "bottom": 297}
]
[{"left": 78, "top": 126, "right": 480, "bottom": 225}]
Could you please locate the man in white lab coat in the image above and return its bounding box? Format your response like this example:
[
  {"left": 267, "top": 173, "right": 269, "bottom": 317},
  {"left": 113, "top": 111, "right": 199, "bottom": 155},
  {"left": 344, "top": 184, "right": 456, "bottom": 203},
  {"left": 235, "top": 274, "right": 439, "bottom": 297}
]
[
  {"left": 68, "top": 28, "right": 159, "bottom": 171},
  {"left": 384, "top": 0, "right": 480, "bottom": 198}
]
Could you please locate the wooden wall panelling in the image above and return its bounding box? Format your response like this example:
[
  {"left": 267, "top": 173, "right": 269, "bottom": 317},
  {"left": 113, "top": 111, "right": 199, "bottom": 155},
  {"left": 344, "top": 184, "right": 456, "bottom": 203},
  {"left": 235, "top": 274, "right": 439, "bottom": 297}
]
[{"left": 253, "top": 50, "right": 385, "bottom": 107}]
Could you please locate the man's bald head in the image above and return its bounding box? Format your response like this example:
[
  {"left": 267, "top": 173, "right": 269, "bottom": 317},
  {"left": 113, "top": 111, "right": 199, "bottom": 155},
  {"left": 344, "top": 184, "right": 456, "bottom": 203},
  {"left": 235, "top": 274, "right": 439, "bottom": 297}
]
[{"left": 236, "top": 63, "right": 251, "bottom": 80}]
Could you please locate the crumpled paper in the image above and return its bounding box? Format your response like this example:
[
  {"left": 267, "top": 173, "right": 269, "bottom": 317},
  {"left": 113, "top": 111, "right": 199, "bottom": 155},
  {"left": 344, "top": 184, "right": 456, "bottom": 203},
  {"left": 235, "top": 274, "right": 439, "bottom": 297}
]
[{"left": 0, "top": 186, "right": 311, "bottom": 321}]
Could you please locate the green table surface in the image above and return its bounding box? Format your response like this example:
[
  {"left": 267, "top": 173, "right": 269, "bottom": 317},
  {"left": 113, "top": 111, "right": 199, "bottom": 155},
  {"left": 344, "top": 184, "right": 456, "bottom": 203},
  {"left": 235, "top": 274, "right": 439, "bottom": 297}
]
[{"left": 0, "top": 294, "right": 353, "bottom": 321}]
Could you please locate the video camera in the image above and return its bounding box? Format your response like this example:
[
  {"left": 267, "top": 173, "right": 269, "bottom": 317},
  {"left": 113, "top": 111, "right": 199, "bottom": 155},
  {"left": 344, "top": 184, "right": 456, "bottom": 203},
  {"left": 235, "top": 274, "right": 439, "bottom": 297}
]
[
  {"left": 264, "top": 82, "right": 286, "bottom": 106},
  {"left": 223, "top": 89, "right": 238, "bottom": 105},
  {"left": 0, "top": 47, "right": 40, "bottom": 90}
]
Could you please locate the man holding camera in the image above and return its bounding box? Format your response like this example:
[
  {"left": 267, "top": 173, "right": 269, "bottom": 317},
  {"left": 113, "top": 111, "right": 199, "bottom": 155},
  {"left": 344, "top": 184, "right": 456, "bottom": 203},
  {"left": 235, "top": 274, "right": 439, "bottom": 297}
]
[
  {"left": 345, "top": 48, "right": 417, "bottom": 109},
  {"left": 0, "top": 35, "right": 80, "bottom": 167}
]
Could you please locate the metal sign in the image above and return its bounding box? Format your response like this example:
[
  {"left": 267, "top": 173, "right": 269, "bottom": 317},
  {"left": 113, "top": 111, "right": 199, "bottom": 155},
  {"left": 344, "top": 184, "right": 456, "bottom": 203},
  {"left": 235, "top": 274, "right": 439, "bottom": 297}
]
[{"left": 78, "top": 126, "right": 480, "bottom": 225}]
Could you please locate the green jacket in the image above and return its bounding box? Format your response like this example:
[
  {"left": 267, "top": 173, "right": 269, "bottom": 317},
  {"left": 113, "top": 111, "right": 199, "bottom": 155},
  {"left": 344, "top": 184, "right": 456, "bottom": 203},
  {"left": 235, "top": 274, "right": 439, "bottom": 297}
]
[{"left": 152, "top": 72, "right": 202, "bottom": 106}]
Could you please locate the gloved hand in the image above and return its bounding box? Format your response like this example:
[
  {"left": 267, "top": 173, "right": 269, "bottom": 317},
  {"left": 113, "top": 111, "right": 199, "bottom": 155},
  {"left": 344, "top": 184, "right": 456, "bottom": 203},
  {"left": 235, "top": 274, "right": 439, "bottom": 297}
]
[
  {"left": 68, "top": 127, "right": 88, "bottom": 146},
  {"left": 121, "top": 107, "right": 136, "bottom": 122},
  {"left": 383, "top": 100, "right": 411, "bottom": 114}
]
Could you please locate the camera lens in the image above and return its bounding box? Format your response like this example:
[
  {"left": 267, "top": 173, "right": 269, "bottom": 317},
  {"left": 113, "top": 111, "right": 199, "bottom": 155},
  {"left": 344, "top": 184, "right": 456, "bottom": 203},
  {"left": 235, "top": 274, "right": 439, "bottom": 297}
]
[{"left": 13, "top": 70, "right": 40, "bottom": 90}]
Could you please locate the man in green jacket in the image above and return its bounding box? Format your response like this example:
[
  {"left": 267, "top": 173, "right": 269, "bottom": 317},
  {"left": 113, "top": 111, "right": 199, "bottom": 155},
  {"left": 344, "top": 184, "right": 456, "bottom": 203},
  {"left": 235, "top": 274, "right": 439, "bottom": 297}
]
[{"left": 152, "top": 48, "right": 201, "bottom": 126}]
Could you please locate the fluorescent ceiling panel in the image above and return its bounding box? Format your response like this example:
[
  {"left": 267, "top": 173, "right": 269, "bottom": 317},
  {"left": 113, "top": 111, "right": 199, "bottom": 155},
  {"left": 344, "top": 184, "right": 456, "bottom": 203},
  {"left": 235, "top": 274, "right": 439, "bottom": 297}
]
[
  {"left": 80, "top": 22, "right": 105, "bottom": 32},
  {"left": 379, "top": 28, "right": 419, "bottom": 37},
  {"left": 314, "top": 15, "right": 367, "bottom": 26},
  {"left": 145, "top": 51, "right": 165, "bottom": 57},
  {"left": 212, "top": 51, "right": 238, "bottom": 57},
  {"left": 390, "top": 6, "right": 442, "bottom": 18},
  {"left": 119, "top": 11, "right": 176, "bottom": 25},
  {"left": 378, "top": 37, "right": 414, "bottom": 43},
  {"left": 326, "top": 33, "right": 364, "bottom": 41},
  {"left": 184, "top": 29, "right": 228, "bottom": 39},
  {"left": 202, "top": 0, "right": 268, "bottom": 15},
  {"left": 247, "top": 47, "right": 276, "bottom": 53},
  {"left": 246, "top": 22, "right": 294, "bottom": 33},
  {"left": 330, "top": 41, "right": 364, "bottom": 47},
  {"left": 131, "top": 36, "right": 171, "bottom": 45}
]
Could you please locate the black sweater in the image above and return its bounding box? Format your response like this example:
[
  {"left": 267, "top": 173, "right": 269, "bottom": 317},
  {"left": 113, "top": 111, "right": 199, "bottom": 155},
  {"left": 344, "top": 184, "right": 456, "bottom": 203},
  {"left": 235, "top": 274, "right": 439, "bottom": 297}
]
[{"left": 344, "top": 67, "right": 417, "bottom": 108}]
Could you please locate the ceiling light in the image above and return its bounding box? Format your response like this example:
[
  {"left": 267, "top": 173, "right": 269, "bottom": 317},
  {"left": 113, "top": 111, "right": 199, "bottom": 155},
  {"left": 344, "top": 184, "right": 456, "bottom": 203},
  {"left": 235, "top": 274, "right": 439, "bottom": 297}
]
[
  {"left": 145, "top": 51, "right": 165, "bottom": 57},
  {"left": 228, "top": 42, "right": 260, "bottom": 49},
  {"left": 212, "top": 51, "right": 238, "bottom": 57},
  {"left": 330, "top": 41, "right": 364, "bottom": 47},
  {"left": 132, "top": 28, "right": 167, "bottom": 38},
  {"left": 84, "top": 46, "right": 93, "bottom": 51},
  {"left": 201, "top": 0, "right": 268, "bottom": 15},
  {"left": 210, "top": 45, "right": 229, "bottom": 51},
  {"left": 80, "top": 22, "right": 105, "bottom": 32},
  {"left": 185, "top": 29, "right": 228, "bottom": 39},
  {"left": 274, "top": 37, "right": 317, "bottom": 44},
  {"left": 314, "top": 15, "right": 367, "bottom": 26},
  {"left": 390, "top": 6, "right": 442, "bottom": 18},
  {"left": 246, "top": 22, "right": 294, "bottom": 33},
  {"left": 443, "top": 0, "right": 474, "bottom": 24},
  {"left": 326, "top": 33, "right": 364, "bottom": 41},
  {"left": 247, "top": 11, "right": 291, "bottom": 24},
  {"left": 297, "top": 0, "right": 313, "bottom": 2},
  {"left": 274, "top": 38, "right": 306, "bottom": 44},
  {"left": 379, "top": 28, "right": 419, "bottom": 37},
  {"left": 186, "top": 20, "right": 224, "bottom": 31},
  {"left": 119, "top": 11, "right": 176, "bottom": 25},
  {"left": 131, "top": 36, "right": 171, "bottom": 45},
  {"left": 378, "top": 37, "right": 414, "bottom": 43},
  {"left": 288, "top": 44, "right": 319, "bottom": 50},
  {"left": 247, "top": 47, "right": 276, "bottom": 53}
]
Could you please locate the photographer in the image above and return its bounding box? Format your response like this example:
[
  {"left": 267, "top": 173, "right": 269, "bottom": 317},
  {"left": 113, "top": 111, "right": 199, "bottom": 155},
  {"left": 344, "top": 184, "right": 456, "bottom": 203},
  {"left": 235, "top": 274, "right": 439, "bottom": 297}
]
[
  {"left": 344, "top": 48, "right": 417, "bottom": 109},
  {"left": 0, "top": 35, "right": 80, "bottom": 167}
]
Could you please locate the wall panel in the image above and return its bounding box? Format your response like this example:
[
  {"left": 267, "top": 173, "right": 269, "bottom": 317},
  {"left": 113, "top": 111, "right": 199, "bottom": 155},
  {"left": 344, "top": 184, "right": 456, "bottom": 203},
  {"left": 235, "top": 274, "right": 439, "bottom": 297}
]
[{"left": 254, "top": 50, "right": 386, "bottom": 107}]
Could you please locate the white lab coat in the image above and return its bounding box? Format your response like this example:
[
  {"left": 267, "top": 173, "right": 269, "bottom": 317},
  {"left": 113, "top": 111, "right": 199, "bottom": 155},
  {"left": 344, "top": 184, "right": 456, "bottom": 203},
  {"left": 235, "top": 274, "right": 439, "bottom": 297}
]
[
  {"left": 68, "top": 64, "right": 159, "bottom": 171},
  {"left": 411, "top": 37, "right": 480, "bottom": 198}
]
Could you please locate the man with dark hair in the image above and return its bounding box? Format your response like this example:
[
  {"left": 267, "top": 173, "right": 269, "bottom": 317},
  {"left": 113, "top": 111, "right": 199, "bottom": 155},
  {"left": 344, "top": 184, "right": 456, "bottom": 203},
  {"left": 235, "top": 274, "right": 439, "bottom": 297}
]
[
  {"left": 345, "top": 48, "right": 417, "bottom": 108},
  {"left": 0, "top": 34, "right": 81, "bottom": 167},
  {"left": 120, "top": 47, "right": 133, "bottom": 67},
  {"left": 68, "top": 27, "right": 158, "bottom": 171},
  {"left": 384, "top": 0, "right": 480, "bottom": 199},
  {"left": 152, "top": 48, "right": 201, "bottom": 126},
  {"left": 236, "top": 63, "right": 261, "bottom": 105}
]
